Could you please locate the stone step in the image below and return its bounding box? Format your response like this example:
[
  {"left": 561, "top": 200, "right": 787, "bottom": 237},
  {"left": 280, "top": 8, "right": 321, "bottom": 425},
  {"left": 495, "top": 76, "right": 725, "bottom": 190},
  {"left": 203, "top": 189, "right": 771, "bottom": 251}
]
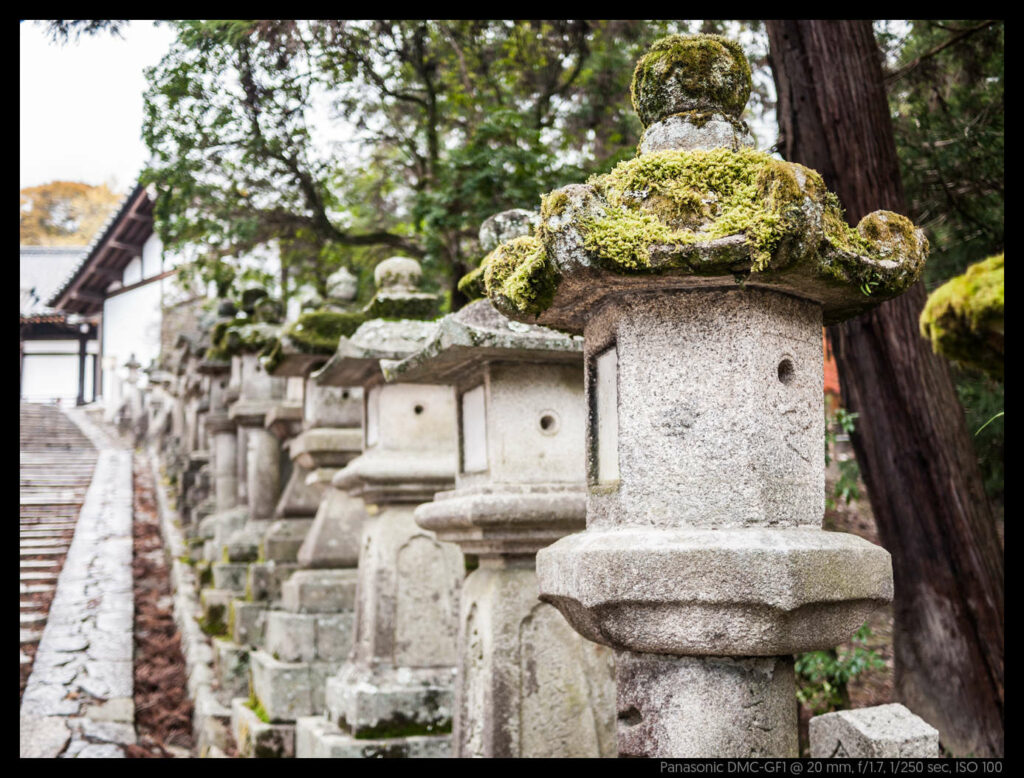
[
  {"left": 20, "top": 612, "right": 47, "bottom": 624},
  {"left": 295, "top": 716, "right": 451, "bottom": 758},
  {"left": 20, "top": 538, "right": 71, "bottom": 547},
  {"left": 230, "top": 697, "right": 296, "bottom": 758},
  {"left": 19, "top": 547, "right": 69, "bottom": 556},
  {"left": 20, "top": 525, "right": 78, "bottom": 532},
  {"left": 20, "top": 572, "right": 59, "bottom": 581},
  {"left": 21, "top": 600, "right": 44, "bottom": 608},
  {"left": 20, "top": 629, "right": 42, "bottom": 644},
  {"left": 21, "top": 584, "right": 55, "bottom": 594},
  {"left": 21, "top": 560, "right": 59, "bottom": 568}
]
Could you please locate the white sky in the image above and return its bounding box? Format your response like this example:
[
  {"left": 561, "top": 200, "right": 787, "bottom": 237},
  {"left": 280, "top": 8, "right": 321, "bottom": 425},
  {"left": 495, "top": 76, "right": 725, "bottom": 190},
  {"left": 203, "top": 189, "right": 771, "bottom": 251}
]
[{"left": 20, "top": 20, "right": 176, "bottom": 193}]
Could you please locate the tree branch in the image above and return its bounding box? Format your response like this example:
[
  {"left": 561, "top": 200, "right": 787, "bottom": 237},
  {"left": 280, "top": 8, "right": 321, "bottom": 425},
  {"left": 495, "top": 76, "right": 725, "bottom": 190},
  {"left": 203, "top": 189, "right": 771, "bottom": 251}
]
[{"left": 884, "top": 20, "right": 997, "bottom": 83}]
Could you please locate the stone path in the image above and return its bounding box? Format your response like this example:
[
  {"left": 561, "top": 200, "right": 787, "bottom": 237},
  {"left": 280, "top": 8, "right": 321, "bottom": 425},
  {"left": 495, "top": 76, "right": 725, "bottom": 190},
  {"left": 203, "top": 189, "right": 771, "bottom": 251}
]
[{"left": 20, "top": 404, "right": 137, "bottom": 758}]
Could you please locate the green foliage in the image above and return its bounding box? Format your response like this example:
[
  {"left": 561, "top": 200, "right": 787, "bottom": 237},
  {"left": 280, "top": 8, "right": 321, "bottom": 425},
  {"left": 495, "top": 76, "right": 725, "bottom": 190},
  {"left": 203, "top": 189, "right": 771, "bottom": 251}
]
[
  {"left": 825, "top": 407, "right": 861, "bottom": 511},
  {"left": 954, "top": 369, "right": 1004, "bottom": 508},
  {"left": 141, "top": 20, "right": 694, "bottom": 309},
  {"left": 882, "top": 21, "right": 1003, "bottom": 289},
  {"left": 795, "top": 623, "right": 886, "bottom": 715},
  {"left": 878, "top": 22, "right": 1004, "bottom": 511}
]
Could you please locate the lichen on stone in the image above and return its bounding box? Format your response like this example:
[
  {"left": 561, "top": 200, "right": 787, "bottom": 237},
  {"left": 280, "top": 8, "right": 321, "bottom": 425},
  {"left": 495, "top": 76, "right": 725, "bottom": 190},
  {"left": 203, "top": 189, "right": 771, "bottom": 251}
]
[
  {"left": 919, "top": 253, "right": 1004, "bottom": 379},
  {"left": 631, "top": 34, "right": 753, "bottom": 127},
  {"left": 482, "top": 235, "right": 559, "bottom": 317}
]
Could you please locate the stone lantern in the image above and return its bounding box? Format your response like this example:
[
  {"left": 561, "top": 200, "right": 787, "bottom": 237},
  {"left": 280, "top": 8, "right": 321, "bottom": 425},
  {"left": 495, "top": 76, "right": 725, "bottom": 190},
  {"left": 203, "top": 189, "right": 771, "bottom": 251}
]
[
  {"left": 481, "top": 34, "right": 927, "bottom": 757},
  {"left": 387, "top": 292, "right": 617, "bottom": 758},
  {"left": 295, "top": 258, "right": 463, "bottom": 758}
]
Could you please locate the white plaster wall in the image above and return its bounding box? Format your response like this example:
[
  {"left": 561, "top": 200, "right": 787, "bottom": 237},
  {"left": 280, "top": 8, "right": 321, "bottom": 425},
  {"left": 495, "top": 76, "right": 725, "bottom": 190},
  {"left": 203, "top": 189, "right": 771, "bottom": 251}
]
[
  {"left": 122, "top": 256, "right": 143, "bottom": 286},
  {"left": 101, "top": 280, "right": 162, "bottom": 416},
  {"left": 22, "top": 353, "right": 92, "bottom": 403},
  {"left": 141, "top": 233, "right": 162, "bottom": 278},
  {"left": 23, "top": 339, "right": 79, "bottom": 353}
]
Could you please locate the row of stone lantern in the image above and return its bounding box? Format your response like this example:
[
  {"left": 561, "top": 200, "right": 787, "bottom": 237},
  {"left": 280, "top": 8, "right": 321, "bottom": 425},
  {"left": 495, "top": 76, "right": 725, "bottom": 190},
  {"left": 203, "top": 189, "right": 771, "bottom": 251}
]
[{"left": 146, "top": 32, "right": 938, "bottom": 760}]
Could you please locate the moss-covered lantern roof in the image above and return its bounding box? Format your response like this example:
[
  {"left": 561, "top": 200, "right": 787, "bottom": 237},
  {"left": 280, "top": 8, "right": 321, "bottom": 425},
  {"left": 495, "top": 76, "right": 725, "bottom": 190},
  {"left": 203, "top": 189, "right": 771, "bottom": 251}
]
[
  {"left": 311, "top": 257, "right": 443, "bottom": 387},
  {"left": 473, "top": 33, "right": 928, "bottom": 333},
  {"left": 919, "top": 253, "right": 1004, "bottom": 379}
]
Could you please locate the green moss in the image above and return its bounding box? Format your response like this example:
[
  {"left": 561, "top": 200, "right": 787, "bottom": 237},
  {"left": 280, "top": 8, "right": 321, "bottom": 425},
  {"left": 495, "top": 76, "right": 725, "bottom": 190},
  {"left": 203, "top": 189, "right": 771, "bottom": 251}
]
[
  {"left": 363, "top": 294, "right": 441, "bottom": 321},
  {"left": 457, "top": 264, "right": 486, "bottom": 300},
  {"left": 541, "top": 190, "right": 570, "bottom": 220},
  {"left": 348, "top": 714, "right": 452, "bottom": 741},
  {"left": 261, "top": 337, "right": 284, "bottom": 374},
  {"left": 483, "top": 235, "right": 559, "bottom": 317},
  {"left": 580, "top": 148, "right": 809, "bottom": 272},
  {"left": 464, "top": 554, "right": 479, "bottom": 573},
  {"left": 239, "top": 287, "right": 268, "bottom": 314},
  {"left": 198, "top": 563, "right": 213, "bottom": 588},
  {"left": 285, "top": 309, "right": 366, "bottom": 354},
  {"left": 245, "top": 689, "right": 271, "bottom": 724},
  {"left": 177, "top": 554, "right": 196, "bottom": 567},
  {"left": 199, "top": 603, "right": 228, "bottom": 637},
  {"left": 207, "top": 317, "right": 281, "bottom": 359},
  {"left": 920, "top": 253, "right": 1004, "bottom": 379},
  {"left": 631, "top": 34, "right": 752, "bottom": 127}
]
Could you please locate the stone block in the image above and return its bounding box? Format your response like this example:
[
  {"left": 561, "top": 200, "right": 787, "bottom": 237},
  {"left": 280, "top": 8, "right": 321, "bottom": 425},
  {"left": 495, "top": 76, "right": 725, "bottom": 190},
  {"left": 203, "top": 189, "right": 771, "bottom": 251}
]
[
  {"left": 212, "top": 562, "right": 248, "bottom": 592},
  {"left": 231, "top": 599, "right": 266, "bottom": 647},
  {"left": 296, "top": 715, "right": 451, "bottom": 759},
  {"left": 810, "top": 703, "right": 941, "bottom": 758},
  {"left": 264, "top": 612, "right": 317, "bottom": 663},
  {"left": 213, "top": 638, "right": 250, "bottom": 699},
  {"left": 314, "top": 612, "right": 355, "bottom": 662},
  {"left": 281, "top": 569, "right": 358, "bottom": 614},
  {"left": 326, "top": 663, "right": 455, "bottom": 738},
  {"left": 199, "top": 588, "right": 233, "bottom": 636},
  {"left": 250, "top": 651, "right": 328, "bottom": 721},
  {"left": 231, "top": 696, "right": 296, "bottom": 758},
  {"left": 247, "top": 561, "right": 300, "bottom": 603},
  {"left": 262, "top": 518, "right": 314, "bottom": 562}
]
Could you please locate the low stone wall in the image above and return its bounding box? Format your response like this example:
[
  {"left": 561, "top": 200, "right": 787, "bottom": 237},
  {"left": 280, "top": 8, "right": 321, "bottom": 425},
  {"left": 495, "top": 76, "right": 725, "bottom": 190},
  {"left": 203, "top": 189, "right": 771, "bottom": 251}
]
[{"left": 148, "top": 447, "right": 232, "bottom": 757}]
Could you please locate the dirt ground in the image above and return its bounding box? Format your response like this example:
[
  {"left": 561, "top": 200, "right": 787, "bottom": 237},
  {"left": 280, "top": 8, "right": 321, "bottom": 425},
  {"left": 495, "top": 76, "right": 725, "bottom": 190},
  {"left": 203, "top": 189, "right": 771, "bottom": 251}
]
[{"left": 122, "top": 456, "right": 195, "bottom": 758}]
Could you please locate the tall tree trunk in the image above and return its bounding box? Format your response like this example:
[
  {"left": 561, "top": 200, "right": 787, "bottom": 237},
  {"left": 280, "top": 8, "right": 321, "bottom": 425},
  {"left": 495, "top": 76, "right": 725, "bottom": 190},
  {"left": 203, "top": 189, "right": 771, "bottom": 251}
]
[{"left": 767, "top": 20, "right": 1003, "bottom": 757}]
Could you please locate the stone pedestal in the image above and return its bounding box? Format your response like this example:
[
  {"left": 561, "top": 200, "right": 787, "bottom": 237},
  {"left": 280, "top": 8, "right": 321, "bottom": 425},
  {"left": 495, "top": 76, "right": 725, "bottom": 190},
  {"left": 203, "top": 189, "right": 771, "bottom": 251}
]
[
  {"left": 390, "top": 296, "right": 617, "bottom": 758},
  {"left": 479, "top": 34, "right": 926, "bottom": 758},
  {"left": 207, "top": 414, "right": 238, "bottom": 513}
]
